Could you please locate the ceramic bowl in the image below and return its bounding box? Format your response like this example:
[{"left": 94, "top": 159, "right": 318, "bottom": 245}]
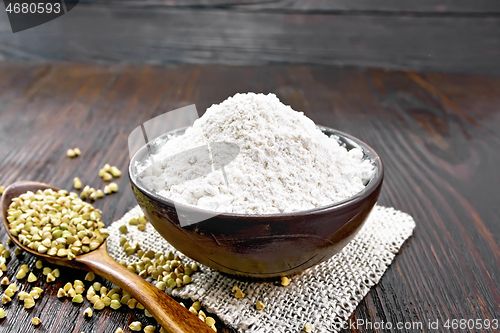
[{"left": 129, "top": 126, "right": 383, "bottom": 279}]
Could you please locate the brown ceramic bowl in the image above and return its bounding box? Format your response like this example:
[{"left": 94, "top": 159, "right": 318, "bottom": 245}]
[{"left": 129, "top": 125, "right": 383, "bottom": 279}]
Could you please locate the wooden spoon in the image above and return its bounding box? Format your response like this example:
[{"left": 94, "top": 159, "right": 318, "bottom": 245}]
[{"left": 0, "top": 181, "right": 213, "bottom": 333}]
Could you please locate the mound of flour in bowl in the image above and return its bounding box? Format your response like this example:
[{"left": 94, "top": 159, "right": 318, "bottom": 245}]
[{"left": 138, "top": 93, "right": 374, "bottom": 214}]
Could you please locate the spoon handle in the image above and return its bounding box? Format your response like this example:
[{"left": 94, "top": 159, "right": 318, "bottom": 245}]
[{"left": 78, "top": 248, "right": 213, "bottom": 333}]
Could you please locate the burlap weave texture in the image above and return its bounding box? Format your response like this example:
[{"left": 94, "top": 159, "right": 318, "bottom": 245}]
[{"left": 107, "top": 205, "right": 415, "bottom": 333}]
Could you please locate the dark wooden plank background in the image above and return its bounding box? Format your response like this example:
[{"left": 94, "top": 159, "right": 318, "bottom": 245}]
[
  {"left": 0, "top": 62, "right": 498, "bottom": 332},
  {"left": 73, "top": 0, "right": 500, "bottom": 13},
  {"left": 0, "top": 0, "right": 500, "bottom": 75}
]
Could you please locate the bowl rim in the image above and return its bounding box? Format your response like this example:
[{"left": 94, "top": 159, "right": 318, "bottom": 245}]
[{"left": 128, "top": 125, "right": 383, "bottom": 219}]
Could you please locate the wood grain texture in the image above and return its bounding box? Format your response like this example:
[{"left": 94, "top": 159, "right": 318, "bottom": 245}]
[
  {"left": 0, "top": 62, "right": 498, "bottom": 332},
  {"left": 0, "top": 3, "right": 499, "bottom": 75},
  {"left": 77, "top": 0, "right": 500, "bottom": 14}
]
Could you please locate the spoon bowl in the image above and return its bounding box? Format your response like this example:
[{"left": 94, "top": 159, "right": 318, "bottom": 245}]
[{"left": 1, "top": 181, "right": 213, "bottom": 333}]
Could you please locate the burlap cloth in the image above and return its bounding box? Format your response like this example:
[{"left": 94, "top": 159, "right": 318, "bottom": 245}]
[{"left": 107, "top": 205, "right": 415, "bottom": 333}]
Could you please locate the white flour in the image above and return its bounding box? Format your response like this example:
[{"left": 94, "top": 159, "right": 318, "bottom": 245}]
[{"left": 138, "top": 93, "right": 373, "bottom": 214}]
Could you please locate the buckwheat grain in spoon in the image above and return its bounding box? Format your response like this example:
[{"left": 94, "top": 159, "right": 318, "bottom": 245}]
[{"left": 1, "top": 181, "right": 213, "bottom": 333}]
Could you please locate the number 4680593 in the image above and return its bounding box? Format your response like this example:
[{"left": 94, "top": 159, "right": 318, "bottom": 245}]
[
  {"left": 443, "top": 319, "right": 498, "bottom": 330},
  {"left": 5, "top": 2, "right": 61, "bottom": 14}
]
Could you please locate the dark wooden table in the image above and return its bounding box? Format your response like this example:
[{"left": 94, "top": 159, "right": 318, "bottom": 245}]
[
  {"left": 0, "top": 62, "right": 498, "bottom": 333},
  {"left": 2, "top": 0, "right": 500, "bottom": 75}
]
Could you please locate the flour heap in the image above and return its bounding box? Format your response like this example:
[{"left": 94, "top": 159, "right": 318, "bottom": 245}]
[{"left": 138, "top": 93, "right": 374, "bottom": 214}]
